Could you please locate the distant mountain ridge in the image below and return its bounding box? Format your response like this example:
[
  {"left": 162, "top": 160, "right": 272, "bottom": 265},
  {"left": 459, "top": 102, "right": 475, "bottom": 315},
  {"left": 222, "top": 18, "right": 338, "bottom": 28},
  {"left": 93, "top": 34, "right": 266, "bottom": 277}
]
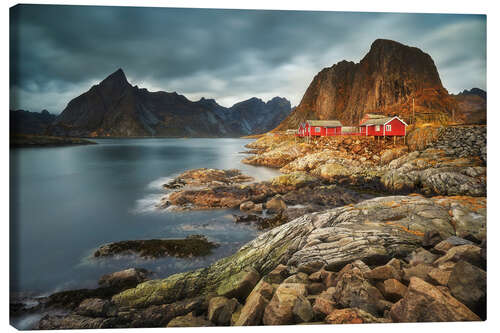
[
  {"left": 48, "top": 69, "right": 291, "bottom": 137},
  {"left": 451, "top": 88, "right": 486, "bottom": 125},
  {"left": 10, "top": 109, "right": 56, "bottom": 135},
  {"left": 276, "top": 39, "right": 485, "bottom": 129}
]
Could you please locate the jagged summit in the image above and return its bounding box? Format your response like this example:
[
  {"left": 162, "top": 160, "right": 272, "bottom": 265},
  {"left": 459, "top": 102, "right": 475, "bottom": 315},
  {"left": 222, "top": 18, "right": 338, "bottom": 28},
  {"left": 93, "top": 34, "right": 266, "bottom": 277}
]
[
  {"left": 276, "top": 39, "right": 456, "bottom": 129},
  {"left": 49, "top": 70, "right": 292, "bottom": 137}
]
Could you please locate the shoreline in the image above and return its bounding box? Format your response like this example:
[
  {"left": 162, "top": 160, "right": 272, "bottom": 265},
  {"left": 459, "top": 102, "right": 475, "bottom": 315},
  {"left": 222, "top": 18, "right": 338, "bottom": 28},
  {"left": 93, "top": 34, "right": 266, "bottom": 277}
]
[{"left": 10, "top": 130, "right": 487, "bottom": 328}]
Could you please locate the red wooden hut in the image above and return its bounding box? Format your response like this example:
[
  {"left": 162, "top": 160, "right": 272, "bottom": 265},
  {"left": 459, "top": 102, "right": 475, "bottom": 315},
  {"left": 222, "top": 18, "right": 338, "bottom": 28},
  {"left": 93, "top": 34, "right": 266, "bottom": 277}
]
[
  {"left": 299, "top": 120, "right": 343, "bottom": 137},
  {"left": 359, "top": 116, "right": 407, "bottom": 137}
]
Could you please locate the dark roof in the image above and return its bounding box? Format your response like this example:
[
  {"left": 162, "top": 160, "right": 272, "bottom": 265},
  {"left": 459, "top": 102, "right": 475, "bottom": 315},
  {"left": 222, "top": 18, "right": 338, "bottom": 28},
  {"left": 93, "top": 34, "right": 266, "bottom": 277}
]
[{"left": 306, "top": 120, "right": 342, "bottom": 127}]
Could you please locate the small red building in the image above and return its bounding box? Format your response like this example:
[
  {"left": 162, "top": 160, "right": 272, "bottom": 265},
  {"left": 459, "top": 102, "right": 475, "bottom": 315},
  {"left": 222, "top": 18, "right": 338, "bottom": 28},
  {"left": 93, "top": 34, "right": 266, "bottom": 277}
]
[
  {"left": 298, "top": 120, "right": 343, "bottom": 137},
  {"left": 359, "top": 116, "right": 407, "bottom": 137}
]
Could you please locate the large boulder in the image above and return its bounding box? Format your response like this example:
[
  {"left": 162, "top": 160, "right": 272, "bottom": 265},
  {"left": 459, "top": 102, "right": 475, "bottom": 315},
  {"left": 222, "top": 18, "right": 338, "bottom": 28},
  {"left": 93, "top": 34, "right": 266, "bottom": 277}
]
[
  {"left": 380, "top": 279, "right": 407, "bottom": 302},
  {"left": 266, "top": 195, "right": 287, "bottom": 214},
  {"left": 433, "top": 244, "right": 485, "bottom": 269},
  {"left": 333, "top": 268, "right": 385, "bottom": 316},
  {"left": 98, "top": 268, "right": 151, "bottom": 292},
  {"left": 207, "top": 296, "right": 240, "bottom": 325},
  {"left": 234, "top": 279, "right": 274, "bottom": 326},
  {"left": 447, "top": 260, "right": 486, "bottom": 319},
  {"left": 390, "top": 277, "right": 481, "bottom": 322},
  {"left": 262, "top": 283, "right": 312, "bottom": 325}
]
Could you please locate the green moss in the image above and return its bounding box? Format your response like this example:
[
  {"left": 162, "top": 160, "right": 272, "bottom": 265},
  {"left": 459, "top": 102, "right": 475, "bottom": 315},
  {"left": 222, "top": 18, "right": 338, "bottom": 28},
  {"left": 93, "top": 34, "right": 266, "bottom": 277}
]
[{"left": 94, "top": 235, "right": 218, "bottom": 259}]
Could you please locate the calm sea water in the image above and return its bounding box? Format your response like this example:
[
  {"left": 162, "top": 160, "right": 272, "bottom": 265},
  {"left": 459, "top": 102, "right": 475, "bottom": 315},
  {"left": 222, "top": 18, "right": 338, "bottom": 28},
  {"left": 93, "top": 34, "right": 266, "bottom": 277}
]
[{"left": 10, "top": 138, "right": 280, "bottom": 297}]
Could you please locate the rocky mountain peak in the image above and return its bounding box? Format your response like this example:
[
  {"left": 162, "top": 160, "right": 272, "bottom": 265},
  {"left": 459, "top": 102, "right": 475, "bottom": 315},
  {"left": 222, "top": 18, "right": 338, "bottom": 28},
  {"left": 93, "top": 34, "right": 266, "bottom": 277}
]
[
  {"left": 276, "top": 39, "right": 454, "bottom": 129},
  {"left": 100, "top": 68, "right": 130, "bottom": 87}
]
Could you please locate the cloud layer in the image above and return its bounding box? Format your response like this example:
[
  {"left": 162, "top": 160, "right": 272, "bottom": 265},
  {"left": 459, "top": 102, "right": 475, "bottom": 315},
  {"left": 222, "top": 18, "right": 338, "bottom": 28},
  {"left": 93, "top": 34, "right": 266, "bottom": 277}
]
[{"left": 10, "top": 5, "right": 486, "bottom": 113}]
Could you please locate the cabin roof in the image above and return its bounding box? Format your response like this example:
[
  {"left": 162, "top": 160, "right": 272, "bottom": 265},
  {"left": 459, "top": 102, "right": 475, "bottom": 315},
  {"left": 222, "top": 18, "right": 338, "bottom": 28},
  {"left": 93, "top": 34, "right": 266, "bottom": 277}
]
[
  {"left": 306, "top": 120, "right": 342, "bottom": 127},
  {"left": 363, "top": 116, "right": 408, "bottom": 126}
]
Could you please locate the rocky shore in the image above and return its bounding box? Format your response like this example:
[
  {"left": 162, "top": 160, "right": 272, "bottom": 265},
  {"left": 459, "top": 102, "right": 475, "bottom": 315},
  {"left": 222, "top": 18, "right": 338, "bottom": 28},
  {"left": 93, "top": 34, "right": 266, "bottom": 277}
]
[
  {"left": 33, "top": 194, "right": 485, "bottom": 328},
  {"left": 243, "top": 126, "right": 486, "bottom": 197},
  {"left": 14, "top": 125, "right": 486, "bottom": 329}
]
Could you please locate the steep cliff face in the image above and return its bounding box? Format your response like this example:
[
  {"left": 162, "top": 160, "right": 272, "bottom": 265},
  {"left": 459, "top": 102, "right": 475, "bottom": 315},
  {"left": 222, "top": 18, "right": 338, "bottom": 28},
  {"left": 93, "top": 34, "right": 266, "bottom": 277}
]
[
  {"left": 50, "top": 69, "right": 291, "bottom": 137},
  {"left": 277, "top": 39, "right": 458, "bottom": 128}
]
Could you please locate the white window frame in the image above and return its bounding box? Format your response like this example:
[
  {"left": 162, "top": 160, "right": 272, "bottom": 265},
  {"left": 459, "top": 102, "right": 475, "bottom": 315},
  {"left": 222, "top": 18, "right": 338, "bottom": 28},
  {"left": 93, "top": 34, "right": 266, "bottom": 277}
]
[
  {"left": 386, "top": 124, "right": 392, "bottom": 131},
  {"left": 315, "top": 127, "right": 321, "bottom": 133},
  {"left": 375, "top": 125, "right": 380, "bottom": 131}
]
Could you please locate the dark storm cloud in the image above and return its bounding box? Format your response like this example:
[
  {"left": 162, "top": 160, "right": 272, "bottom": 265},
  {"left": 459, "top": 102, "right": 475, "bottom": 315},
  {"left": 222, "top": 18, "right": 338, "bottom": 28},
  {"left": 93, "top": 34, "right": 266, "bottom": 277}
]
[{"left": 10, "top": 5, "right": 486, "bottom": 113}]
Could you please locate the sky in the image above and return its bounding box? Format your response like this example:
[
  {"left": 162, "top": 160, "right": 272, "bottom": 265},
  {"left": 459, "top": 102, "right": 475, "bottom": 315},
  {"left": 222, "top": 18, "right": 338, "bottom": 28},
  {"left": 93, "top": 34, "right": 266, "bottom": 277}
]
[{"left": 10, "top": 5, "right": 486, "bottom": 114}]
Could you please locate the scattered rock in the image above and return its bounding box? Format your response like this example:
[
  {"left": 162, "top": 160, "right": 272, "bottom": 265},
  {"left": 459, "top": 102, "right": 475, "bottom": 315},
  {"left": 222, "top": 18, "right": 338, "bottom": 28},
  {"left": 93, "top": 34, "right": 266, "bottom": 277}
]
[
  {"left": 381, "top": 279, "right": 407, "bottom": 302},
  {"left": 263, "top": 283, "right": 310, "bottom": 325},
  {"left": 447, "top": 260, "right": 486, "bottom": 319},
  {"left": 266, "top": 195, "right": 287, "bottom": 214},
  {"left": 94, "top": 235, "right": 218, "bottom": 259},
  {"left": 208, "top": 296, "right": 239, "bottom": 325},
  {"left": 390, "top": 277, "right": 480, "bottom": 322},
  {"left": 98, "top": 268, "right": 151, "bottom": 292}
]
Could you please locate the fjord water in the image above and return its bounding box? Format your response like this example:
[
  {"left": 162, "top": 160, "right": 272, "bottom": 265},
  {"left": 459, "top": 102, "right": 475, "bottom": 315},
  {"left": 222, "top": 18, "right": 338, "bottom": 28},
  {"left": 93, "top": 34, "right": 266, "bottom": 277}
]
[{"left": 10, "top": 138, "right": 279, "bottom": 297}]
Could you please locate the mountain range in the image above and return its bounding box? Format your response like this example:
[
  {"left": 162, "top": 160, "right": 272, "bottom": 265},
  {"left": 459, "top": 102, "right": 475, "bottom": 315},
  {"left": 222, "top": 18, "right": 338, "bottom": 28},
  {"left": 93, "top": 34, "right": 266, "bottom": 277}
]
[
  {"left": 45, "top": 69, "right": 291, "bottom": 137},
  {"left": 276, "top": 39, "right": 486, "bottom": 129}
]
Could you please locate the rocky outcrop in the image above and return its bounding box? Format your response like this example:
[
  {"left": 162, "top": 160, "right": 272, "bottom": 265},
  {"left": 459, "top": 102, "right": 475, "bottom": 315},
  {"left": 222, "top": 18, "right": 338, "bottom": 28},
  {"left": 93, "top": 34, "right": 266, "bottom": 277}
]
[
  {"left": 93, "top": 235, "right": 218, "bottom": 259},
  {"left": 37, "top": 220, "right": 486, "bottom": 328},
  {"left": 49, "top": 69, "right": 291, "bottom": 137},
  {"left": 276, "top": 39, "right": 457, "bottom": 129},
  {"left": 163, "top": 168, "right": 253, "bottom": 189},
  {"left": 111, "top": 195, "right": 483, "bottom": 310}
]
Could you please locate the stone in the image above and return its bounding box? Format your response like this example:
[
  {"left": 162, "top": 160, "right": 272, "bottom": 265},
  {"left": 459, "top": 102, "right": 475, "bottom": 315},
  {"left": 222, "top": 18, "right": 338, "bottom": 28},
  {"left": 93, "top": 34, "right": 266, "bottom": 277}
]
[
  {"left": 402, "top": 264, "right": 434, "bottom": 283},
  {"left": 333, "top": 268, "right": 385, "bottom": 316},
  {"left": 364, "top": 265, "right": 401, "bottom": 281},
  {"left": 216, "top": 267, "right": 260, "bottom": 302},
  {"left": 240, "top": 201, "right": 255, "bottom": 211},
  {"left": 427, "top": 268, "right": 451, "bottom": 286},
  {"left": 74, "top": 298, "right": 117, "bottom": 318},
  {"left": 433, "top": 244, "right": 485, "bottom": 269},
  {"left": 262, "top": 283, "right": 309, "bottom": 325},
  {"left": 167, "top": 312, "right": 214, "bottom": 327},
  {"left": 447, "top": 260, "right": 486, "bottom": 319},
  {"left": 382, "top": 279, "right": 408, "bottom": 302},
  {"left": 433, "top": 236, "right": 474, "bottom": 254},
  {"left": 406, "top": 248, "right": 439, "bottom": 265},
  {"left": 292, "top": 296, "right": 314, "bottom": 323},
  {"left": 306, "top": 282, "right": 325, "bottom": 295},
  {"left": 266, "top": 195, "right": 287, "bottom": 214},
  {"left": 234, "top": 280, "right": 273, "bottom": 326},
  {"left": 266, "top": 264, "right": 290, "bottom": 284},
  {"left": 207, "top": 296, "right": 239, "bottom": 325},
  {"left": 389, "top": 277, "right": 480, "bottom": 322},
  {"left": 325, "top": 308, "right": 387, "bottom": 324},
  {"left": 312, "top": 292, "right": 336, "bottom": 319},
  {"left": 98, "top": 268, "right": 151, "bottom": 292}
]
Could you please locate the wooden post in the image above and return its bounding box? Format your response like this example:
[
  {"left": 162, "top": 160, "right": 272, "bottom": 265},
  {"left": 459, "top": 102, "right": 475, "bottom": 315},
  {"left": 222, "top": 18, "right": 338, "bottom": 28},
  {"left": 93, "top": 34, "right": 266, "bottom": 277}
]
[{"left": 412, "top": 97, "right": 415, "bottom": 124}]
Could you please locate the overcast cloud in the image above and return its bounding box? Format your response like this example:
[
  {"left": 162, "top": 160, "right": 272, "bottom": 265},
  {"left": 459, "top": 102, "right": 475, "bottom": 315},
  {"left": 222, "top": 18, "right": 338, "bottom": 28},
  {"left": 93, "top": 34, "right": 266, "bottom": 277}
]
[{"left": 10, "top": 5, "right": 486, "bottom": 113}]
